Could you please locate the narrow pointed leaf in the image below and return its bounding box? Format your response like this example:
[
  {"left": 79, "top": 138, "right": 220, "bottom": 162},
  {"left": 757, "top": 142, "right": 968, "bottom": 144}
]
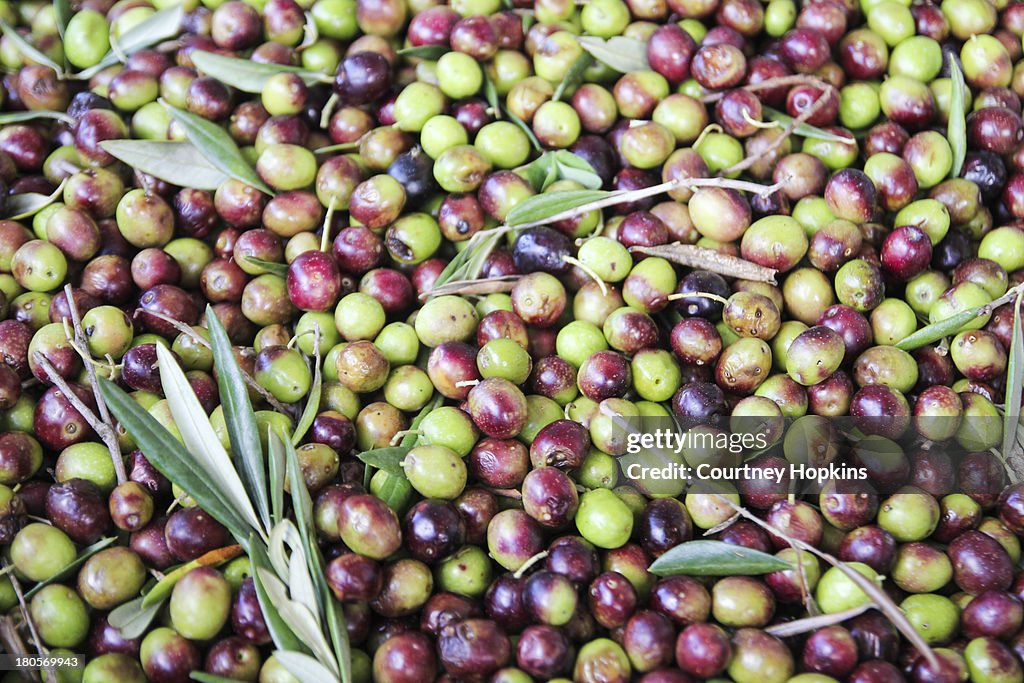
[
  {"left": 649, "top": 540, "right": 793, "bottom": 576},
  {"left": 577, "top": 35, "right": 649, "bottom": 73},
  {"left": 207, "top": 306, "right": 271, "bottom": 532},
  {"left": 1002, "top": 289, "right": 1024, "bottom": 465},
  {"left": 0, "top": 19, "right": 63, "bottom": 74},
  {"left": 949, "top": 57, "right": 967, "bottom": 177},
  {"left": 156, "top": 344, "right": 263, "bottom": 535},
  {"left": 274, "top": 651, "right": 340, "bottom": 683},
  {"left": 142, "top": 544, "right": 244, "bottom": 608},
  {"left": 367, "top": 396, "right": 441, "bottom": 510},
  {"left": 54, "top": 0, "right": 72, "bottom": 39},
  {"left": 23, "top": 537, "right": 116, "bottom": 599},
  {"left": 895, "top": 309, "right": 979, "bottom": 351},
  {"left": 289, "top": 549, "right": 321, "bottom": 622},
  {"left": 268, "top": 429, "right": 286, "bottom": 525},
  {"left": 553, "top": 150, "right": 603, "bottom": 189},
  {"left": 398, "top": 45, "right": 448, "bottom": 60},
  {"left": 75, "top": 5, "right": 185, "bottom": 78},
  {"left": 553, "top": 53, "right": 593, "bottom": 102},
  {"left": 291, "top": 338, "right": 322, "bottom": 446},
  {"left": 505, "top": 189, "right": 609, "bottom": 226},
  {"left": 526, "top": 152, "right": 557, "bottom": 192},
  {"left": 100, "top": 140, "right": 229, "bottom": 190},
  {"left": 482, "top": 71, "right": 500, "bottom": 119},
  {"left": 249, "top": 542, "right": 308, "bottom": 654},
  {"left": 243, "top": 256, "right": 288, "bottom": 276},
  {"left": 354, "top": 446, "right": 412, "bottom": 477},
  {"left": 163, "top": 102, "right": 274, "bottom": 195},
  {"left": 0, "top": 110, "right": 73, "bottom": 125},
  {"left": 762, "top": 107, "right": 856, "bottom": 143},
  {"left": 258, "top": 569, "right": 338, "bottom": 675},
  {"left": 108, "top": 594, "right": 166, "bottom": 640},
  {"left": 191, "top": 673, "right": 249, "bottom": 683},
  {"left": 6, "top": 178, "right": 67, "bottom": 220},
  {"left": 325, "top": 596, "right": 351, "bottom": 683},
  {"left": 191, "top": 51, "right": 330, "bottom": 93},
  {"left": 284, "top": 436, "right": 316, "bottom": 545},
  {"left": 98, "top": 377, "right": 251, "bottom": 541},
  {"left": 505, "top": 110, "right": 542, "bottom": 152}
]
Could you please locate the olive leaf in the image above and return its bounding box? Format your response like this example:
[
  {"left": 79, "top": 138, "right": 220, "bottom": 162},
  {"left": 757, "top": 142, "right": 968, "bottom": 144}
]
[
  {"left": 249, "top": 541, "right": 310, "bottom": 655},
  {"left": 257, "top": 568, "right": 339, "bottom": 677},
  {"left": 207, "top": 305, "right": 272, "bottom": 532},
  {"left": 191, "top": 673, "right": 249, "bottom": 683},
  {"left": 274, "top": 651, "right": 340, "bottom": 683},
  {"left": 100, "top": 140, "right": 230, "bottom": 191},
  {"left": 5, "top": 177, "right": 67, "bottom": 220},
  {"left": 762, "top": 107, "right": 856, "bottom": 143},
  {"left": 53, "top": 0, "right": 71, "bottom": 39},
  {"left": 98, "top": 377, "right": 253, "bottom": 544},
  {"left": 506, "top": 110, "right": 543, "bottom": 152},
  {"left": 190, "top": 51, "right": 331, "bottom": 93},
  {"left": 949, "top": 57, "right": 968, "bottom": 177},
  {"left": 895, "top": 308, "right": 986, "bottom": 351},
  {"left": 482, "top": 71, "right": 501, "bottom": 119},
  {"left": 1002, "top": 289, "right": 1024, "bottom": 470},
  {"left": 23, "top": 537, "right": 116, "bottom": 600},
  {"left": 268, "top": 430, "right": 286, "bottom": 526},
  {"left": 577, "top": 35, "right": 649, "bottom": 74},
  {"left": 108, "top": 593, "right": 166, "bottom": 640},
  {"left": 75, "top": 5, "right": 185, "bottom": 78},
  {"left": 553, "top": 150, "right": 603, "bottom": 190},
  {"left": 553, "top": 52, "right": 594, "bottom": 101},
  {"left": 243, "top": 256, "right": 289, "bottom": 276},
  {"left": 0, "top": 110, "right": 73, "bottom": 125},
  {"left": 0, "top": 18, "right": 63, "bottom": 75},
  {"left": 354, "top": 446, "right": 413, "bottom": 477},
  {"left": 291, "top": 336, "right": 322, "bottom": 446},
  {"left": 526, "top": 152, "right": 559, "bottom": 191},
  {"left": 505, "top": 189, "right": 609, "bottom": 226},
  {"left": 649, "top": 540, "right": 793, "bottom": 576},
  {"left": 156, "top": 343, "right": 266, "bottom": 536},
  {"left": 162, "top": 102, "right": 274, "bottom": 196},
  {"left": 142, "top": 544, "right": 244, "bottom": 609},
  {"left": 370, "top": 395, "right": 442, "bottom": 511},
  {"left": 398, "top": 45, "right": 449, "bottom": 60}
]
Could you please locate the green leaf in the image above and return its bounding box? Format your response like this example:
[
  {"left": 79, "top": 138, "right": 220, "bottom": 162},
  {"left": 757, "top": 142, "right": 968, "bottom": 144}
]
[
  {"left": 142, "top": 544, "right": 244, "bottom": 609},
  {"left": 283, "top": 437, "right": 316, "bottom": 550},
  {"left": 191, "top": 673, "right": 249, "bottom": 683},
  {"left": 949, "top": 57, "right": 968, "bottom": 177},
  {"left": 649, "top": 540, "right": 793, "bottom": 576},
  {"left": 314, "top": 141, "right": 360, "bottom": 154},
  {"left": 291, "top": 338, "right": 322, "bottom": 447},
  {"left": 108, "top": 594, "right": 166, "bottom": 640},
  {"left": 482, "top": 71, "right": 501, "bottom": 120},
  {"left": 526, "top": 152, "right": 558, "bottom": 192},
  {"left": 243, "top": 256, "right": 289, "bottom": 276},
  {"left": 325, "top": 596, "right": 352, "bottom": 683},
  {"left": 762, "top": 107, "right": 856, "bottom": 143},
  {"left": 268, "top": 429, "right": 286, "bottom": 526},
  {"left": 0, "top": 110, "right": 73, "bottom": 125},
  {"left": 98, "top": 377, "right": 252, "bottom": 543},
  {"left": 53, "top": 0, "right": 71, "bottom": 39},
  {"left": 75, "top": 5, "right": 185, "bottom": 78},
  {"left": 370, "top": 396, "right": 440, "bottom": 510},
  {"left": 895, "top": 310, "right": 979, "bottom": 351},
  {"left": 163, "top": 102, "right": 274, "bottom": 195},
  {"left": 354, "top": 446, "right": 412, "bottom": 477},
  {"left": 577, "top": 35, "right": 649, "bottom": 74},
  {"left": 0, "top": 18, "right": 63, "bottom": 75},
  {"left": 553, "top": 53, "right": 594, "bottom": 102},
  {"left": 1002, "top": 289, "right": 1024, "bottom": 464},
  {"left": 5, "top": 177, "right": 67, "bottom": 220},
  {"left": 249, "top": 541, "right": 309, "bottom": 655},
  {"left": 274, "top": 651, "right": 340, "bottom": 683},
  {"left": 23, "top": 537, "right": 116, "bottom": 600},
  {"left": 206, "top": 306, "right": 272, "bottom": 533},
  {"left": 398, "top": 45, "right": 449, "bottom": 60},
  {"left": 191, "top": 51, "right": 330, "bottom": 93},
  {"left": 101, "top": 140, "right": 229, "bottom": 191},
  {"left": 156, "top": 344, "right": 264, "bottom": 536},
  {"left": 505, "top": 189, "right": 609, "bottom": 226},
  {"left": 552, "top": 150, "right": 603, "bottom": 190},
  {"left": 505, "top": 110, "right": 542, "bottom": 152},
  {"left": 462, "top": 228, "right": 510, "bottom": 281}
]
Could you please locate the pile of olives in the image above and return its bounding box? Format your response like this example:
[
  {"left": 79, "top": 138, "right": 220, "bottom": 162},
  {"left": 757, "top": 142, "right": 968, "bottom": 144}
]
[{"left": 4, "top": 0, "right": 1024, "bottom": 681}]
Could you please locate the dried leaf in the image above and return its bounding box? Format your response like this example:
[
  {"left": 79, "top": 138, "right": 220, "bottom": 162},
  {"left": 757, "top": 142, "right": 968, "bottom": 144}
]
[
  {"left": 191, "top": 51, "right": 330, "bottom": 93},
  {"left": 577, "top": 35, "right": 649, "bottom": 73},
  {"left": 100, "top": 140, "right": 229, "bottom": 191}
]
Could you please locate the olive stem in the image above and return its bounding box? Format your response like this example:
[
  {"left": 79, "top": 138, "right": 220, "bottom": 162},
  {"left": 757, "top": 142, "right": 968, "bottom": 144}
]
[
  {"left": 690, "top": 123, "right": 724, "bottom": 151},
  {"left": 491, "top": 488, "right": 523, "bottom": 499},
  {"left": 665, "top": 291, "right": 729, "bottom": 305},
  {"left": 0, "top": 617, "right": 39, "bottom": 682},
  {"left": 764, "top": 603, "right": 874, "bottom": 638},
  {"left": 33, "top": 353, "right": 128, "bottom": 486},
  {"left": 389, "top": 429, "right": 422, "bottom": 446},
  {"left": 319, "top": 197, "right": 336, "bottom": 253},
  {"left": 60, "top": 284, "right": 128, "bottom": 484},
  {"left": 630, "top": 243, "right": 779, "bottom": 284},
  {"left": 455, "top": 379, "right": 480, "bottom": 388},
  {"left": 319, "top": 92, "right": 339, "bottom": 129},
  {"left": 138, "top": 310, "right": 297, "bottom": 417},
  {"left": 3, "top": 565, "right": 46, "bottom": 676},
  {"left": 562, "top": 255, "right": 608, "bottom": 296},
  {"left": 713, "top": 494, "right": 941, "bottom": 669},
  {"left": 513, "top": 550, "right": 549, "bottom": 579}
]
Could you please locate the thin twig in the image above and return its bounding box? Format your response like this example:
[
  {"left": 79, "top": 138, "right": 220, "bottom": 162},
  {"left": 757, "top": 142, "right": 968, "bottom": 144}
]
[
  {"left": 630, "top": 244, "right": 779, "bottom": 284},
  {"left": 420, "top": 274, "right": 523, "bottom": 300},
  {"left": 0, "top": 616, "right": 39, "bottom": 682},
  {"left": 765, "top": 603, "right": 874, "bottom": 638},
  {"left": 700, "top": 74, "right": 833, "bottom": 103},
  {"left": 513, "top": 551, "right": 549, "bottom": 579},
  {"left": 713, "top": 495, "right": 939, "bottom": 669},
  {"left": 141, "top": 310, "right": 295, "bottom": 416},
  {"left": 5, "top": 565, "right": 46, "bottom": 679},
  {"left": 60, "top": 285, "right": 126, "bottom": 484}
]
